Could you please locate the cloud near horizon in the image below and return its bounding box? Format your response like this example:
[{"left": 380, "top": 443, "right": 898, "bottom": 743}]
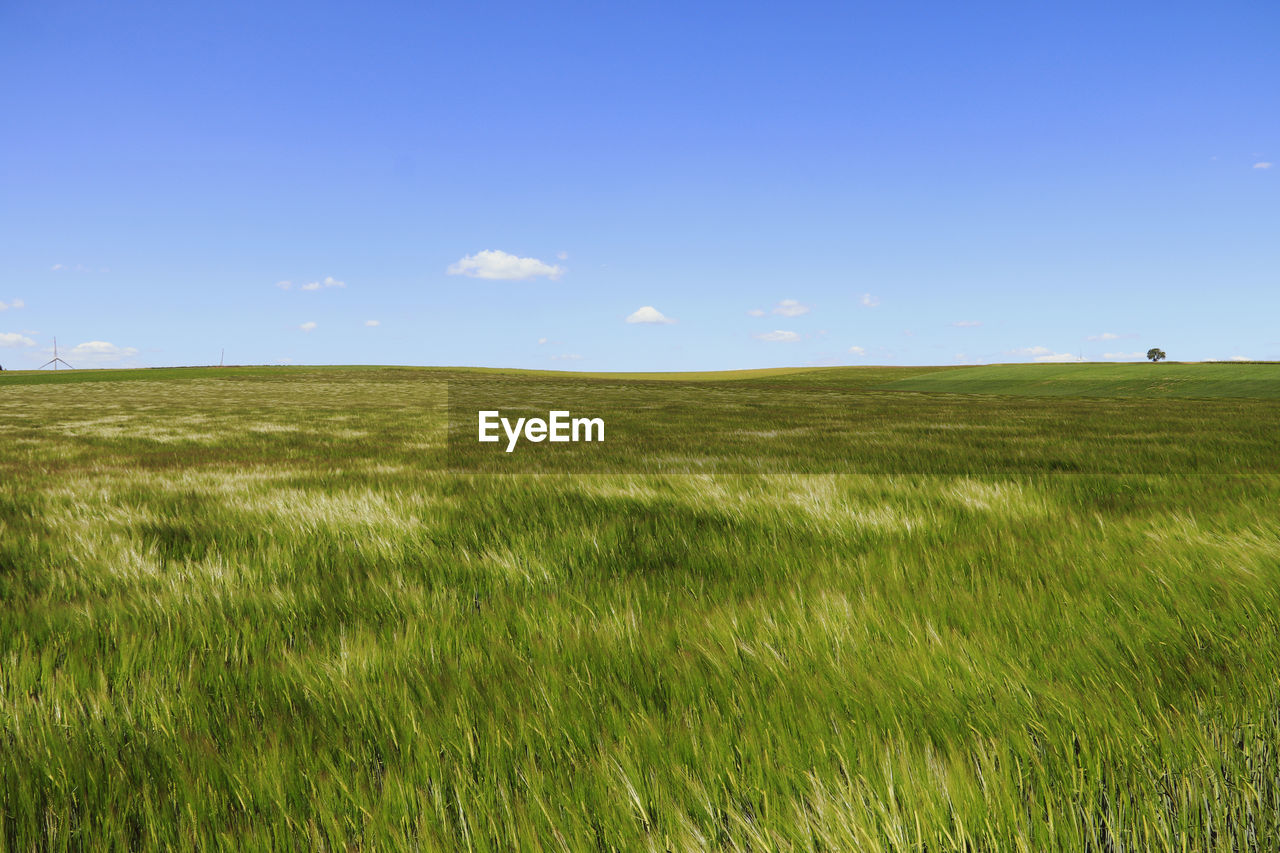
[
  {"left": 447, "top": 250, "right": 564, "bottom": 281},
  {"left": 1103, "top": 351, "right": 1144, "bottom": 360},
  {"left": 59, "top": 341, "right": 139, "bottom": 365},
  {"left": 1007, "top": 345, "right": 1083, "bottom": 363},
  {"left": 625, "top": 306, "right": 675, "bottom": 324},
  {"left": 0, "top": 332, "right": 36, "bottom": 347},
  {"left": 848, "top": 345, "right": 866, "bottom": 356}
]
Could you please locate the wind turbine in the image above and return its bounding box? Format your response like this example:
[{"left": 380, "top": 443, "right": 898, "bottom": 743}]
[{"left": 39, "top": 337, "right": 74, "bottom": 370}]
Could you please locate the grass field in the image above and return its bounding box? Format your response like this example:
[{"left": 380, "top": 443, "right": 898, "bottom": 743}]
[{"left": 2, "top": 363, "right": 1279, "bottom": 850}]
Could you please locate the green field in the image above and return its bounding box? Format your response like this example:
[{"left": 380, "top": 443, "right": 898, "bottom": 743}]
[{"left": 2, "top": 363, "right": 1279, "bottom": 850}]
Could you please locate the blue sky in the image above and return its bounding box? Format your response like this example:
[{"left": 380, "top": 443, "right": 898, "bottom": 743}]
[{"left": 2, "top": 0, "right": 1276, "bottom": 370}]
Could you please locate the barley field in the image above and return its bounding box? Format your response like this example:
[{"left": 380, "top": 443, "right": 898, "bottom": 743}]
[{"left": 2, "top": 364, "right": 1279, "bottom": 850}]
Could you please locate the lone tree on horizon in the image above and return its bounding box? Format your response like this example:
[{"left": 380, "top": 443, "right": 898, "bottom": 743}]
[{"left": 1147, "top": 347, "right": 1167, "bottom": 362}]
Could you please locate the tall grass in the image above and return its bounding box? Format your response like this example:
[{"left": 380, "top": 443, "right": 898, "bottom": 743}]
[{"left": 2, "top": 366, "right": 1278, "bottom": 850}]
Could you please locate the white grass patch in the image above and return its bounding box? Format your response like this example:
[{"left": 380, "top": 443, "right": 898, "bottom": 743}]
[
  {"left": 239, "top": 487, "right": 439, "bottom": 538},
  {"left": 942, "top": 478, "right": 1048, "bottom": 518}
]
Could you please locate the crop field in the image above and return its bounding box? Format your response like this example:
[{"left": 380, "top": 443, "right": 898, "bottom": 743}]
[{"left": 2, "top": 363, "right": 1279, "bottom": 851}]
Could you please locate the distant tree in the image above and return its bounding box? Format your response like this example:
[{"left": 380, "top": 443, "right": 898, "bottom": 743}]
[{"left": 1147, "top": 348, "right": 1166, "bottom": 362}]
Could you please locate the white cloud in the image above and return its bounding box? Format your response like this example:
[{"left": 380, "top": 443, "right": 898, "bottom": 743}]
[
  {"left": 537, "top": 337, "right": 548, "bottom": 344},
  {"left": 447, "top": 250, "right": 564, "bottom": 281},
  {"left": 51, "top": 264, "right": 65, "bottom": 271},
  {"left": 0, "top": 332, "right": 35, "bottom": 347},
  {"left": 300, "top": 276, "right": 345, "bottom": 291},
  {"left": 625, "top": 306, "right": 675, "bottom": 324},
  {"left": 746, "top": 308, "right": 766, "bottom": 317},
  {"left": 951, "top": 320, "right": 981, "bottom": 327},
  {"left": 556, "top": 251, "right": 569, "bottom": 260},
  {"left": 1254, "top": 162, "right": 1273, "bottom": 170},
  {"left": 860, "top": 293, "right": 880, "bottom": 308},
  {"left": 364, "top": 320, "right": 380, "bottom": 327},
  {"left": 1228, "top": 355, "right": 1251, "bottom": 361},
  {"left": 848, "top": 345, "right": 866, "bottom": 356},
  {"left": 550, "top": 353, "right": 582, "bottom": 361},
  {"left": 299, "top": 321, "right": 317, "bottom": 332},
  {"left": 276, "top": 280, "right": 293, "bottom": 290},
  {"left": 1088, "top": 332, "right": 1120, "bottom": 341},
  {"left": 772, "top": 299, "right": 810, "bottom": 317},
  {"left": 1007, "top": 345, "right": 1082, "bottom": 363},
  {"left": 0, "top": 299, "right": 25, "bottom": 311},
  {"left": 755, "top": 330, "right": 800, "bottom": 342},
  {"left": 64, "top": 341, "right": 139, "bottom": 364},
  {"left": 1103, "top": 351, "right": 1144, "bottom": 360}
]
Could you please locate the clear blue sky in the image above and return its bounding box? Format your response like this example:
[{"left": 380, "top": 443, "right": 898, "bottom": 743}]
[{"left": 3, "top": 0, "right": 1276, "bottom": 370}]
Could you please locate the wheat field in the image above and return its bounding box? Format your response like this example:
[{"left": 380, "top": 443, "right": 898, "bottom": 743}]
[{"left": 2, "top": 364, "right": 1278, "bottom": 850}]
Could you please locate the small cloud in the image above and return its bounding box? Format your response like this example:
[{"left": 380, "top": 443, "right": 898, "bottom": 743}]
[
  {"left": 1228, "top": 355, "right": 1251, "bottom": 361},
  {"left": 0, "top": 299, "right": 24, "bottom": 311},
  {"left": 746, "top": 308, "right": 766, "bottom": 317},
  {"left": 51, "top": 263, "right": 65, "bottom": 271},
  {"left": 860, "top": 293, "right": 880, "bottom": 308},
  {"left": 1007, "top": 345, "right": 1082, "bottom": 362},
  {"left": 276, "top": 280, "right": 293, "bottom": 290},
  {"left": 755, "top": 330, "right": 800, "bottom": 343},
  {"left": 772, "top": 299, "right": 811, "bottom": 317},
  {"left": 0, "top": 332, "right": 36, "bottom": 347},
  {"left": 64, "top": 341, "right": 139, "bottom": 365},
  {"left": 1254, "top": 162, "right": 1273, "bottom": 170},
  {"left": 299, "top": 321, "right": 317, "bottom": 332},
  {"left": 299, "top": 276, "right": 345, "bottom": 292},
  {"left": 364, "top": 320, "right": 380, "bottom": 327},
  {"left": 1088, "top": 332, "right": 1120, "bottom": 341},
  {"left": 625, "top": 306, "right": 675, "bottom": 324},
  {"left": 550, "top": 353, "right": 582, "bottom": 361},
  {"left": 951, "top": 320, "right": 981, "bottom": 328},
  {"left": 556, "top": 251, "right": 569, "bottom": 260},
  {"left": 848, "top": 345, "right": 867, "bottom": 356},
  {"left": 1103, "top": 351, "right": 1144, "bottom": 360},
  {"left": 447, "top": 250, "right": 564, "bottom": 281},
  {"left": 537, "top": 337, "right": 548, "bottom": 344}
]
